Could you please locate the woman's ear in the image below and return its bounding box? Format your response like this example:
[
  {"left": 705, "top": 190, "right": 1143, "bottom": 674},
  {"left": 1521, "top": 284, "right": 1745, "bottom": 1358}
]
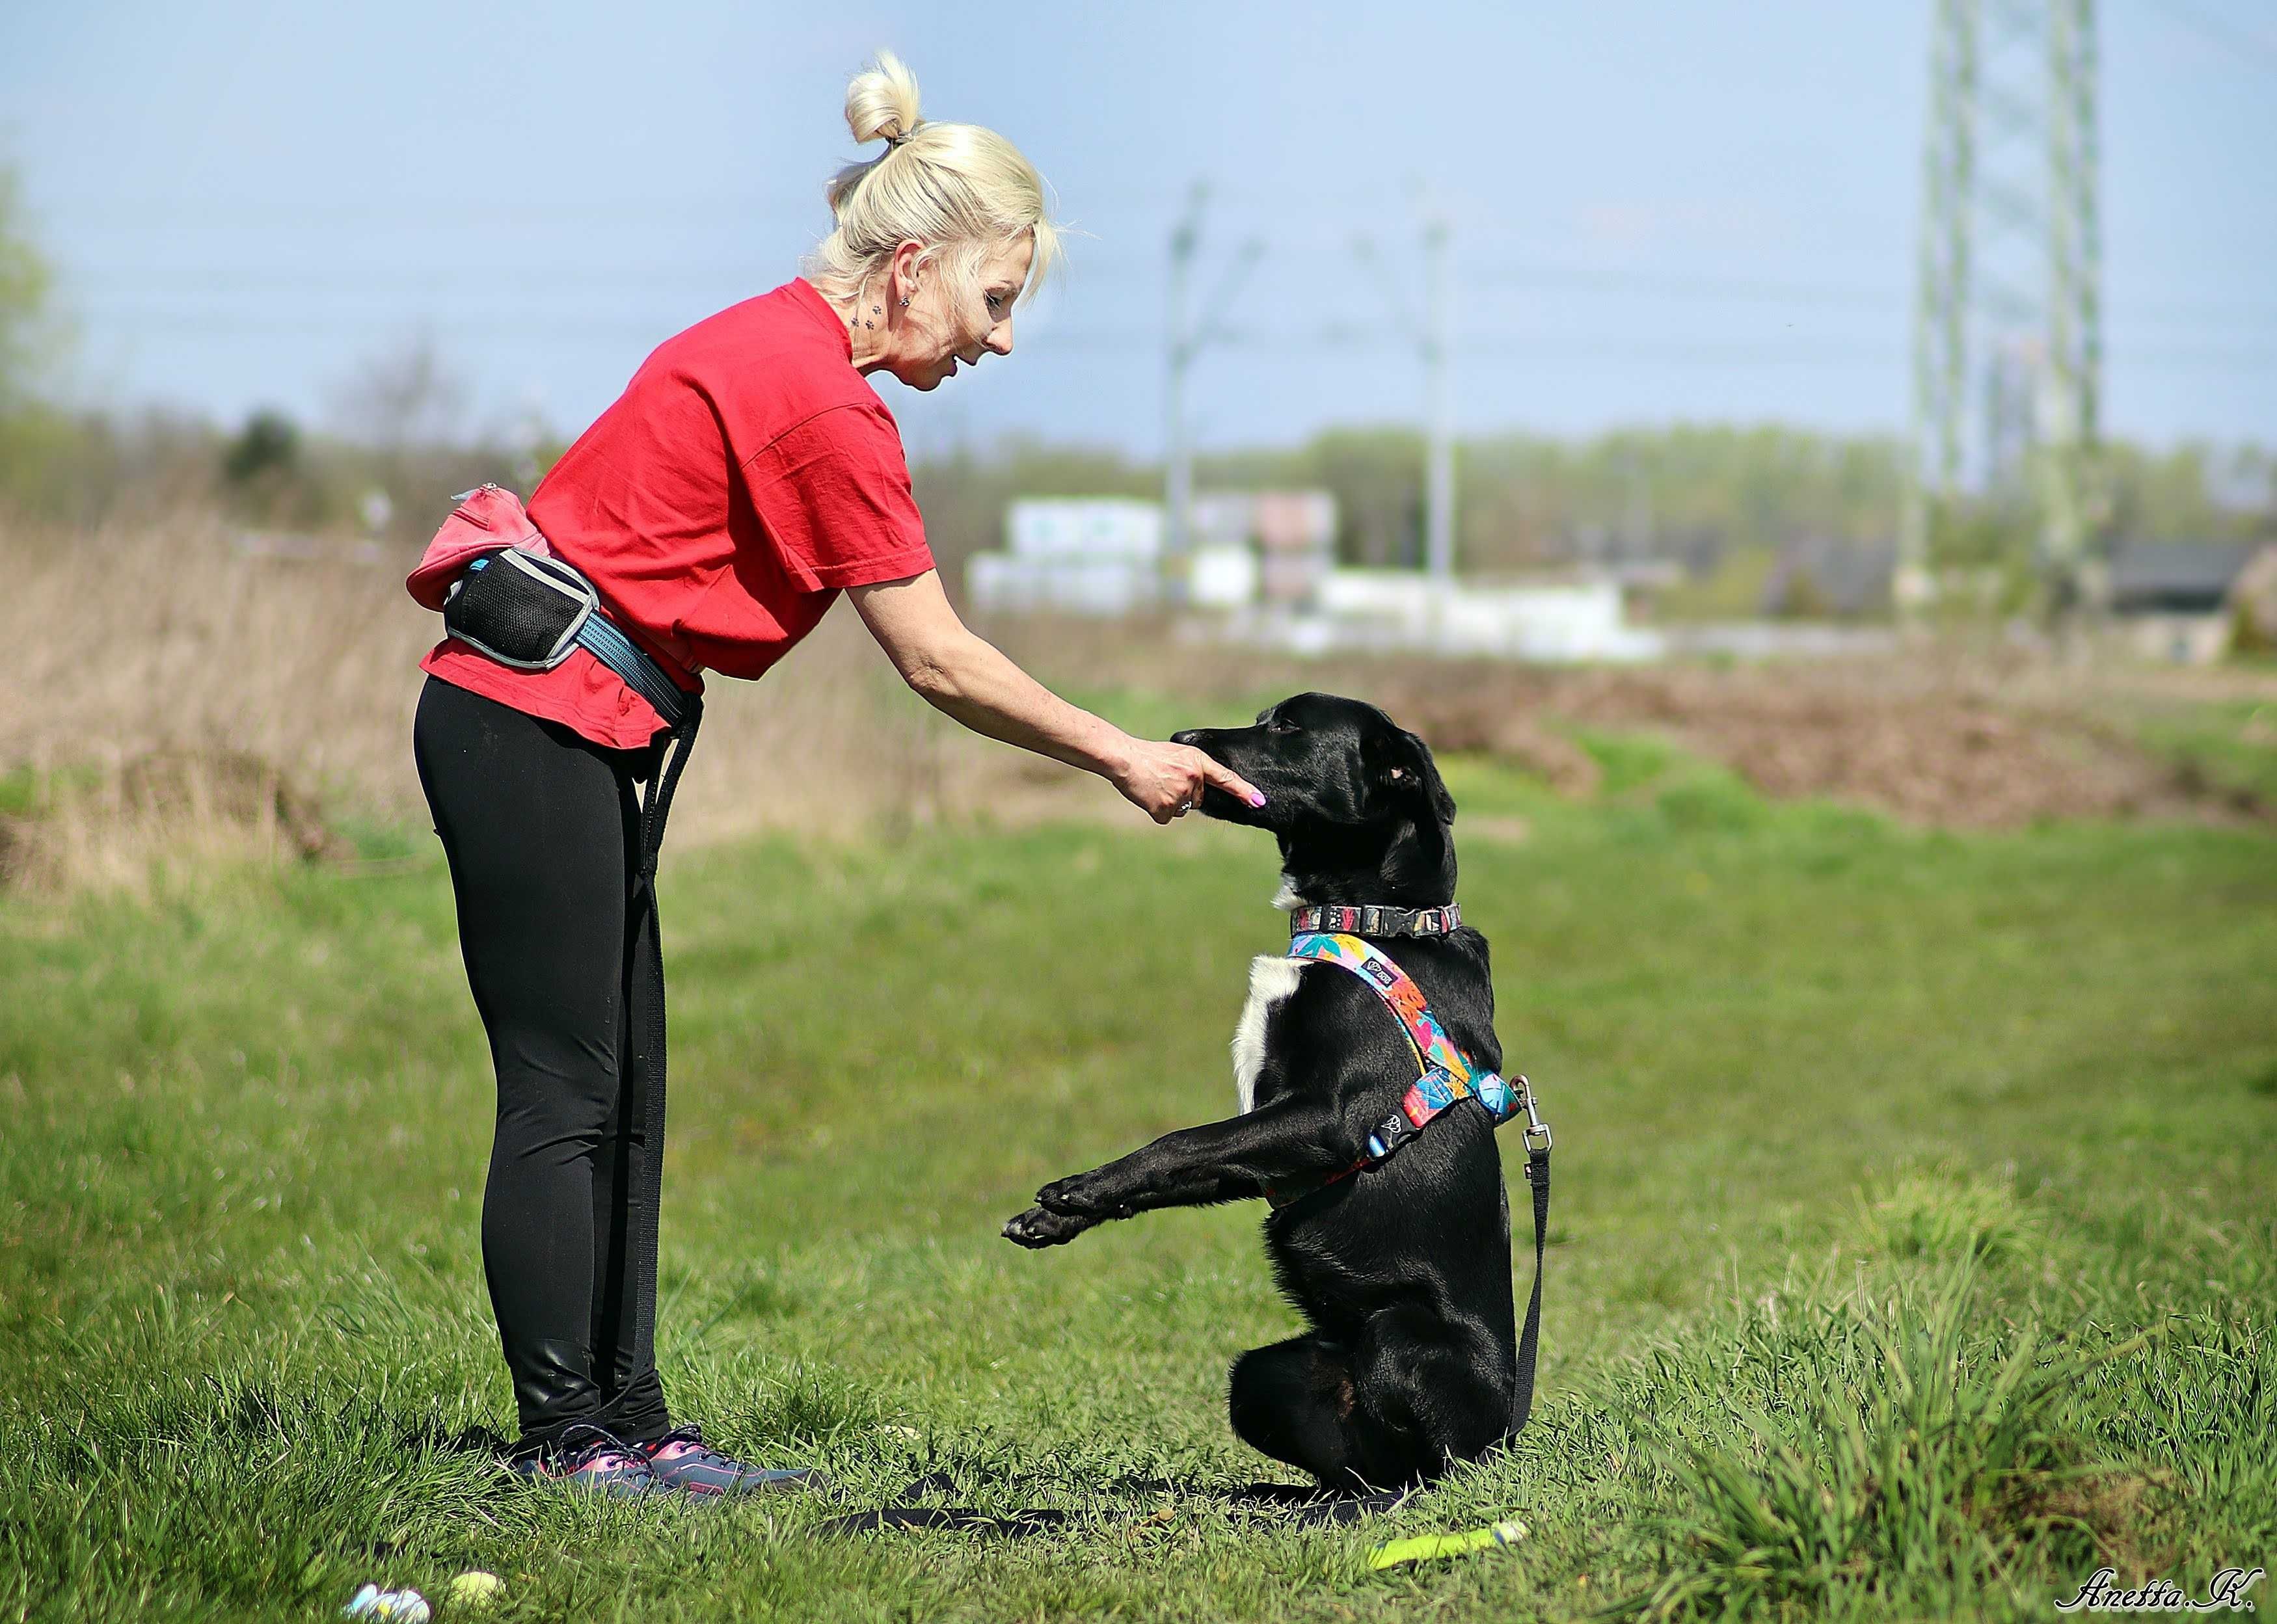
[{"left": 888, "top": 239, "right": 926, "bottom": 306}]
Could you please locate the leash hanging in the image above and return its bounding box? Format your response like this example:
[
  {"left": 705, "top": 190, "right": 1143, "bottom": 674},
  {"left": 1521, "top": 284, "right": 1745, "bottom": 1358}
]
[
  {"left": 619, "top": 697, "right": 701, "bottom": 1389},
  {"left": 816, "top": 1470, "right": 1412, "bottom": 1539}
]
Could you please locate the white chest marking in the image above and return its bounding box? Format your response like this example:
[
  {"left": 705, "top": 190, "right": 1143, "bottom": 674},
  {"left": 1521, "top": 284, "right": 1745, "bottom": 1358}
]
[{"left": 1232, "top": 954, "right": 1304, "bottom": 1114}]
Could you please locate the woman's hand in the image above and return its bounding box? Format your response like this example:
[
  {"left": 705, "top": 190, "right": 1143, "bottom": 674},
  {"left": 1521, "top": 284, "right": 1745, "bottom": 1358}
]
[
  {"left": 1111, "top": 738, "right": 1265, "bottom": 825},
  {"left": 848, "top": 571, "right": 1263, "bottom": 824}
]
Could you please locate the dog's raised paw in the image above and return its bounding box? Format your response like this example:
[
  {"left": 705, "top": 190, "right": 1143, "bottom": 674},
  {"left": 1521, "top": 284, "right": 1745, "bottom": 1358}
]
[
  {"left": 1034, "top": 1171, "right": 1130, "bottom": 1219},
  {"left": 1002, "top": 1205, "right": 1091, "bottom": 1248}
]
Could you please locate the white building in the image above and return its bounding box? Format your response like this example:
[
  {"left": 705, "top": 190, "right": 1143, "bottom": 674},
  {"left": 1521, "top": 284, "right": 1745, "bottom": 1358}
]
[
  {"left": 968, "top": 492, "right": 1665, "bottom": 663},
  {"left": 968, "top": 498, "right": 1165, "bottom": 616},
  {"left": 1230, "top": 570, "right": 1666, "bottom": 662}
]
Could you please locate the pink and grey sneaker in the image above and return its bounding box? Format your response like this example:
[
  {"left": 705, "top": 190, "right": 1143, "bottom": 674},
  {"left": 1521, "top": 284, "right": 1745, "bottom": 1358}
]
[
  {"left": 636, "top": 1425, "right": 829, "bottom": 1498},
  {"left": 505, "top": 1424, "right": 661, "bottom": 1499}
]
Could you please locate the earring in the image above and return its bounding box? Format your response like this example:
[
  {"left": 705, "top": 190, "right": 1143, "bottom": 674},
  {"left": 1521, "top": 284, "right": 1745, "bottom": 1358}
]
[
  {"left": 871, "top": 306, "right": 881, "bottom": 314},
  {"left": 899, "top": 295, "right": 911, "bottom": 307}
]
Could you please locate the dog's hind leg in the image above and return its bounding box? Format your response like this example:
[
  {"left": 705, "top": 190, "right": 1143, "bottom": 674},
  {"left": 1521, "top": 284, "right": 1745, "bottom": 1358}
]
[
  {"left": 1343, "top": 1308, "right": 1514, "bottom": 1482},
  {"left": 1231, "top": 1314, "right": 1514, "bottom": 1491},
  {"left": 1229, "top": 1336, "right": 1351, "bottom": 1484},
  {"left": 1228, "top": 1335, "right": 1403, "bottom": 1491}
]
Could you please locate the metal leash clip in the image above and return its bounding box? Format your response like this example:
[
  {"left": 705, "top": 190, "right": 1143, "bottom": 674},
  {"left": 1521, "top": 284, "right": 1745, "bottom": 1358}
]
[{"left": 1513, "top": 1074, "right": 1552, "bottom": 1153}]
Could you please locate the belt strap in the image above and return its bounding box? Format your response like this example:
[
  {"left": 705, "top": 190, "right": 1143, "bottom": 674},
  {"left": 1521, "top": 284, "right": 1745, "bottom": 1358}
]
[{"left": 578, "top": 612, "right": 690, "bottom": 730}]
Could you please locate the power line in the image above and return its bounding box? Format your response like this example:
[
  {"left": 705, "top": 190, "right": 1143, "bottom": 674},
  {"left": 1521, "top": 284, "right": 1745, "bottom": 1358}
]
[
  {"left": 64, "top": 268, "right": 2277, "bottom": 329},
  {"left": 60, "top": 304, "right": 2277, "bottom": 371},
  {"left": 22, "top": 186, "right": 1507, "bottom": 233},
  {"left": 2138, "top": 0, "right": 2277, "bottom": 72}
]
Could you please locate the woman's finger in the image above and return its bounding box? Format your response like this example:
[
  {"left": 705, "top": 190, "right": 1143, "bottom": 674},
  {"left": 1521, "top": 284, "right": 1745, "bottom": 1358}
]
[{"left": 1193, "top": 752, "right": 1265, "bottom": 808}]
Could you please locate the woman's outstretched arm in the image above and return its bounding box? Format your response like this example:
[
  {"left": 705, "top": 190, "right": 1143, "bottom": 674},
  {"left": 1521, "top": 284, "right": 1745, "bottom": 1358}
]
[{"left": 848, "top": 569, "right": 1263, "bottom": 823}]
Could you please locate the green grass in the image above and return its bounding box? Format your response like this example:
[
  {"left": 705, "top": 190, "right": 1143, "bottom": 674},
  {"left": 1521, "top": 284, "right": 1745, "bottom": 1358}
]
[
  {"left": 2129, "top": 697, "right": 2277, "bottom": 811},
  {"left": 3, "top": 752, "right": 2272, "bottom": 1621}
]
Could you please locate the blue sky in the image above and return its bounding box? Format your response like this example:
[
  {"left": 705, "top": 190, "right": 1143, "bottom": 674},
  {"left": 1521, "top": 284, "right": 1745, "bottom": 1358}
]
[{"left": 1, "top": 0, "right": 2270, "bottom": 459}]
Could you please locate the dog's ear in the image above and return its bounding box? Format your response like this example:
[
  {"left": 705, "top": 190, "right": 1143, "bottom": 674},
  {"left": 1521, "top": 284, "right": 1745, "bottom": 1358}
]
[{"left": 1366, "top": 726, "right": 1457, "bottom": 825}]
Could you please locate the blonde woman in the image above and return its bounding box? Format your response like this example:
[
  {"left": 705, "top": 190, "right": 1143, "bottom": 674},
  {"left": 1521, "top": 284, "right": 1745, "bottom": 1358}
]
[{"left": 409, "top": 52, "right": 1262, "bottom": 1497}]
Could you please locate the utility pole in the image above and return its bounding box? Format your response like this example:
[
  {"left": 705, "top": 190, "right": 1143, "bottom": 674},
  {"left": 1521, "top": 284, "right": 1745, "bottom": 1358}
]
[
  {"left": 1898, "top": 0, "right": 1976, "bottom": 614},
  {"left": 1900, "top": 0, "right": 2102, "bottom": 617},
  {"left": 2040, "top": 0, "right": 2100, "bottom": 604},
  {"left": 1357, "top": 194, "right": 1457, "bottom": 597},
  {"left": 1423, "top": 209, "right": 1455, "bottom": 589},
  {"left": 1163, "top": 183, "right": 1260, "bottom": 598}
]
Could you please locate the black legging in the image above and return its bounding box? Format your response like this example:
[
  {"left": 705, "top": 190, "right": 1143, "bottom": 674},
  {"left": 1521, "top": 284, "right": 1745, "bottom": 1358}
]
[{"left": 412, "top": 675, "right": 674, "bottom": 1452}]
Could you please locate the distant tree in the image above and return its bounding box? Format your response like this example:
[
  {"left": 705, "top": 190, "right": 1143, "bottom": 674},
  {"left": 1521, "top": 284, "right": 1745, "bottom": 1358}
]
[
  {"left": 2099, "top": 440, "right": 2275, "bottom": 544},
  {"left": 0, "top": 164, "right": 57, "bottom": 412},
  {"left": 328, "top": 335, "right": 466, "bottom": 451},
  {"left": 324, "top": 336, "right": 478, "bottom": 536},
  {"left": 222, "top": 409, "right": 301, "bottom": 486}
]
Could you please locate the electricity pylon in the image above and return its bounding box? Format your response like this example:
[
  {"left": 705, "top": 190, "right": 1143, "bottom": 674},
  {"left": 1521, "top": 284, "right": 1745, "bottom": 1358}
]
[
  {"left": 1164, "top": 183, "right": 1261, "bottom": 594},
  {"left": 1355, "top": 193, "right": 1456, "bottom": 594},
  {"left": 1898, "top": 0, "right": 2101, "bottom": 614}
]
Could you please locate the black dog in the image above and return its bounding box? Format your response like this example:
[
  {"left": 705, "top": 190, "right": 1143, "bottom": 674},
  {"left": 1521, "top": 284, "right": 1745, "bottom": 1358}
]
[{"left": 1004, "top": 693, "right": 1543, "bottom": 1491}]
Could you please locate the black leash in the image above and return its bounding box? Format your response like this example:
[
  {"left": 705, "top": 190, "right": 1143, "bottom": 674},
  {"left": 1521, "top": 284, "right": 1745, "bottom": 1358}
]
[
  {"left": 630, "top": 695, "right": 701, "bottom": 910},
  {"left": 1513, "top": 1136, "right": 1551, "bottom": 1430},
  {"left": 816, "top": 1470, "right": 1412, "bottom": 1539},
  {"left": 623, "top": 699, "right": 701, "bottom": 1392}
]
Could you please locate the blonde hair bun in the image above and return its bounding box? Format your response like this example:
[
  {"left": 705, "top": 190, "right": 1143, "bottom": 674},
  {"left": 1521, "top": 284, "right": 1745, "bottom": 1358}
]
[
  {"left": 842, "top": 49, "right": 922, "bottom": 147},
  {"left": 809, "top": 51, "right": 1062, "bottom": 310}
]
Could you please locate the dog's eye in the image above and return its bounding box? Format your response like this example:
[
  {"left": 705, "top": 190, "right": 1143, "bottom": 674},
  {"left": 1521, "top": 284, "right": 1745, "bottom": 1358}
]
[{"left": 1266, "top": 717, "right": 1299, "bottom": 735}]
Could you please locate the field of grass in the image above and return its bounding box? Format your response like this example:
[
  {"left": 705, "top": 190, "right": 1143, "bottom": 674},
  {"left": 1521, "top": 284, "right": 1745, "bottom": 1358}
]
[{"left": 3, "top": 737, "right": 2273, "bottom": 1621}]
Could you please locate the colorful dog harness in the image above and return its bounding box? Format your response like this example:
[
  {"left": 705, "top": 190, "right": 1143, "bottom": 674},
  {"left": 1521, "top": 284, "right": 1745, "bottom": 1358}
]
[
  {"left": 1265, "top": 931, "right": 1552, "bottom": 1210},
  {"left": 1267, "top": 922, "right": 1558, "bottom": 1433}
]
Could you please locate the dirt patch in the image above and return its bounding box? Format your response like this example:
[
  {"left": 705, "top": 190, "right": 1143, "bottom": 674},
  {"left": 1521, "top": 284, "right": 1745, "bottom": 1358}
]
[
  {"left": 991, "top": 620, "right": 2277, "bottom": 832},
  {"left": 1389, "top": 660, "right": 2270, "bottom": 828}
]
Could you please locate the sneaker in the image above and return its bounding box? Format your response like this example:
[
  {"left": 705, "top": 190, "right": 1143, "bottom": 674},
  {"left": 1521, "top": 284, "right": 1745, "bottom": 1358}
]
[
  {"left": 636, "top": 1424, "right": 829, "bottom": 1498},
  {"left": 505, "top": 1423, "right": 661, "bottom": 1499}
]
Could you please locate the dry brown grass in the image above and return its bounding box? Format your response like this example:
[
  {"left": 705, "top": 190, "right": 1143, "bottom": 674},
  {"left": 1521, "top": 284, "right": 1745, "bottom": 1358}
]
[
  {"left": 0, "top": 509, "right": 1048, "bottom": 893},
  {"left": 5, "top": 508, "right": 2269, "bottom": 894}
]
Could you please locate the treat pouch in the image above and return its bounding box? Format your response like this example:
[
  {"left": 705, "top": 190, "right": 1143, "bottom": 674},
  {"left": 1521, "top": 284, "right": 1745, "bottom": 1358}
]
[{"left": 405, "top": 483, "right": 552, "bottom": 611}]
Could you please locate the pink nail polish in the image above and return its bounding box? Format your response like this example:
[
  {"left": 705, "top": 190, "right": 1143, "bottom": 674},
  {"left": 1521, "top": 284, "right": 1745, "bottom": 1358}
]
[{"left": 1249, "top": 792, "right": 1267, "bottom": 808}]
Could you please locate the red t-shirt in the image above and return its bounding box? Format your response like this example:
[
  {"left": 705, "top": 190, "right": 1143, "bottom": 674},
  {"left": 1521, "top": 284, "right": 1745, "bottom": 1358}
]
[{"left": 420, "top": 277, "right": 934, "bottom": 749}]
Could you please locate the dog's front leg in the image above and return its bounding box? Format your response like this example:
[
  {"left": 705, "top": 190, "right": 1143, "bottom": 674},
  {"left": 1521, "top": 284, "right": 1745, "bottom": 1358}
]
[{"left": 1003, "top": 1098, "right": 1358, "bottom": 1247}]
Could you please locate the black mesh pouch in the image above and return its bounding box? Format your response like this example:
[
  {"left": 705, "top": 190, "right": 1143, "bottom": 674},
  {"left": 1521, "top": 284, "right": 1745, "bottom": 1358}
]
[{"left": 442, "top": 549, "right": 598, "bottom": 670}]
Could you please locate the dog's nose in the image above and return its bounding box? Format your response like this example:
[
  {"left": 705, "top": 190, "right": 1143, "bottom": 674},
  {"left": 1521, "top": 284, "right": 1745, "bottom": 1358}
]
[{"left": 1171, "top": 729, "right": 1203, "bottom": 747}]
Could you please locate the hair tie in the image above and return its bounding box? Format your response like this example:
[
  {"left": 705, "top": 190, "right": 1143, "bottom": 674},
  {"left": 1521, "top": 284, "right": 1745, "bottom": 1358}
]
[{"left": 883, "top": 121, "right": 920, "bottom": 150}]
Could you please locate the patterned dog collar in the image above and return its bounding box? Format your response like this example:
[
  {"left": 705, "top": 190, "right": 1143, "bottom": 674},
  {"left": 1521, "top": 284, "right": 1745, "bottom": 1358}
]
[{"left": 1288, "top": 903, "right": 1461, "bottom": 938}]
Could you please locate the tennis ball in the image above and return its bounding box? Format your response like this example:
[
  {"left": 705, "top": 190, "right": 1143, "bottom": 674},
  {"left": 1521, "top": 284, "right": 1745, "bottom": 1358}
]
[{"left": 445, "top": 1571, "right": 505, "bottom": 1610}]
